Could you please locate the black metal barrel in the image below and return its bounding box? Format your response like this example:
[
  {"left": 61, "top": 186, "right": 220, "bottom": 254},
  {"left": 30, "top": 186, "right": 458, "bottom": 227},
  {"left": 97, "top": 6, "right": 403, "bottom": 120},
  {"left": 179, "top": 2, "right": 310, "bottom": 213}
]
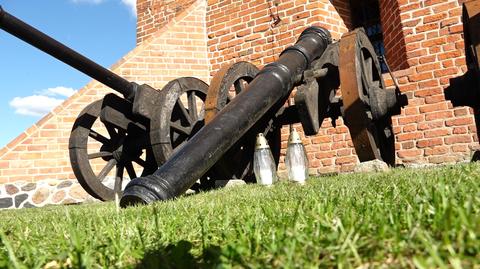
[
  {"left": 0, "top": 6, "right": 136, "bottom": 100},
  {"left": 120, "top": 26, "right": 332, "bottom": 207}
]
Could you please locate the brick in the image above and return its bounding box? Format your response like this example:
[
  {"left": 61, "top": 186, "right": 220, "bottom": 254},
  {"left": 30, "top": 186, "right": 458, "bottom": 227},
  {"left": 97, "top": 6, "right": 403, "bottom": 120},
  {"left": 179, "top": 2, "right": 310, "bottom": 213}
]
[
  {"left": 398, "top": 115, "right": 424, "bottom": 125},
  {"left": 397, "top": 132, "right": 423, "bottom": 142},
  {"left": 416, "top": 63, "right": 441, "bottom": 73},
  {"left": 423, "top": 13, "right": 447, "bottom": 24},
  {"left": 419, "top": 102, "right": 448, "bottom": 113},
  {"left": 417, "top": 138, "right": 443, "bottom": 148},
  {"left": 403, "top": 124, "right": 417, "bottom": 132},
  {"left": 0, "top": 161, "right": 9, "bottom": 169},
  {"left": 335, "top": 156, "right": 357, "bottom": 165},
  {"left": 454, "top": 107, "right": 469, "bottom": 117},
  {"left": 453, "top": 126, "right": 468, "bottom": 134},
  {"left": 452, "top": 144, "right": 469, "bottom": 153},
  {"left": 397, "top": 149, "right": 422, "bottom": 158},
  {"left": 445, "top": 117, "right": 474, "bottom": 127},
  {"left": 409, "top": 72, "right": 433, "bottom": 82},
  {"left": 421, "top": 37, "right": 446, "bottom": 48},
  {"left": 418, "top": 121, "right": 444, "bottom": 130},
  {"left": 315, "top": 151, "right": 335, "bottom": 159},
  {"left": 425, "top": 111, "right": 454, "bottom": 121},
  {"left": 444, "top": 135, "right": 472, "bottom": 145},
  {"left": 425, "top": 146, "right": 449, "bottom": 156},
  {"left": 433, "top": 68, "right": 459, "bottom": 78},
  {"left": 401, "top": 141, "right": 415, "bottom": 149},
  {"left": 424, "top": 94, "right": 444, "bottom": 104},
  {"left": 425, "top": 128, "right": 450, "bottom": 138}
]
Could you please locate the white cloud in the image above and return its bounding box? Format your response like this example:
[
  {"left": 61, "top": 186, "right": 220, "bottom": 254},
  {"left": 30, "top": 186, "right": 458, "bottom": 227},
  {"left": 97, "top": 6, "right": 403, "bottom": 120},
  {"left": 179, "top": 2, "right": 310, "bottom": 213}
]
[
  {"left": 37, "top": 86, "right": 77, "bottom": 97},
  {"left": 121, "top": 0, "right": 137, "bottom": 16},
  {"left": 10, "top": 87, "right": 77, "bottom": 117}
]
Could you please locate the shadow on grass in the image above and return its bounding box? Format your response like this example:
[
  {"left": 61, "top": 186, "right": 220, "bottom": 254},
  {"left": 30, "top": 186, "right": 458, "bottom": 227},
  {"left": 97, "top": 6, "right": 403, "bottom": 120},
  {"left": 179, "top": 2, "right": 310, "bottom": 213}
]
[{"left": 137, "top": 240, "right": 223, "bottom": 269}]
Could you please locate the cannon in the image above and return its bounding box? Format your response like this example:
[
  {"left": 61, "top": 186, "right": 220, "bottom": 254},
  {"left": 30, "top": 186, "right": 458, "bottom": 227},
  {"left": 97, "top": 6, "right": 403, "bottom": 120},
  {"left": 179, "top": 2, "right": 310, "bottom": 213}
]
[
  {"left": 1, "top": 6, "right": 408, "bottom": 205},
  {"left": 0, "top": 6, "right": 210, "bottom": 200},
  {"left": 120, "top": 26, "right": 408, "bottom": 206},
  {"left": 444, "top": 0, "right": 480, "bottom": 145}
]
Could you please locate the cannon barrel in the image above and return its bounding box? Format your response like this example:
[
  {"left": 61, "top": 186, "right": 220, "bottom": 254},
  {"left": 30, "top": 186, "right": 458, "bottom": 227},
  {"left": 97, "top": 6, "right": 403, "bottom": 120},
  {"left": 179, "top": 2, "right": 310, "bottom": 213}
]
[
  {"left": 0, "top": 6, "right": 136, "bottom": 100},
  {"left": 120, "top": 26, "right": 332, "bottom": 206}
]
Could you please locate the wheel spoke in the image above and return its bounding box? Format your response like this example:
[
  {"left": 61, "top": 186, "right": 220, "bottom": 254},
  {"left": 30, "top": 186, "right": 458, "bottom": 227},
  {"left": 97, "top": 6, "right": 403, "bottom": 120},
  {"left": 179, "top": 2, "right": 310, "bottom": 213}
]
[
  {"left": 188, "top": 91, "right": 198, "bottom": 122},
  {"left": 88, "top": 151, "right": 113, "bottom": 159},
  {"left": 105, "top": 124, "right": 118, "bottom": 141},
  {"left": 133, "top": 157, "right": 147, "bottom": 167},
  {"left": 113, "top": 164, "right": 124, "bottom": 194},
  {"left": 97, "top": 159, "right": 117, "bottom": 182},
  {"left": 125, "top": 162, "right": 137, "bottom": 179},
  {"left": 176, "top": 99, "right": 193, "bottom": 124},
  {"left": 171, "top": 122, "right": 192, "bottom": 136},
  {"left": 364, "top": 56, "right": 373, "bottom": 85},
  {"left": 141, "top": 149, "right": 158, "bottom": 176},
  {"left": 88, "top": 130, "right": 110, "bottom": 145}
]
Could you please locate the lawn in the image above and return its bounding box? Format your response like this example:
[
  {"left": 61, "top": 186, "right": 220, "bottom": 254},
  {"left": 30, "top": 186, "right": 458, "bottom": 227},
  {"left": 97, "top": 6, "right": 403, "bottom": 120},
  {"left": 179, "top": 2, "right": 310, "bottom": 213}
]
[{"left": 0, "top": 164, "right": 479, "bottom": 268}]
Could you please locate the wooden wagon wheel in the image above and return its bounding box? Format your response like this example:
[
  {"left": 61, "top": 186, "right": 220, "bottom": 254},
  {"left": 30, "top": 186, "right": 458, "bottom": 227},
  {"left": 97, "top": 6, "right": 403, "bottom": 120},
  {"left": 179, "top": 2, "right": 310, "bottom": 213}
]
[
  {"left": 69, "top": 94, "right": 158, "bottom": 201},
  {"left": 338, "top": 29, "right": 396, "bottom": 166},
  {"left": 150, "top": 77, "right": 209, "bottom": 164},
  {"left": 205, "top": 61, "right": 281, "bottom": 183},
  {"left": 70, "top": 78, "right": 209, "bottom": 201}
]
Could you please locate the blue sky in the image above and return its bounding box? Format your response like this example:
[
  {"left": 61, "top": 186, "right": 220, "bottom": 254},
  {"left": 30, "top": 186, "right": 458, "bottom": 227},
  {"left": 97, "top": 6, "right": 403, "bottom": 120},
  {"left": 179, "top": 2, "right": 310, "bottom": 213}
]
[{"left": 0, "top": 0, "right": 137, "bottom": 147}]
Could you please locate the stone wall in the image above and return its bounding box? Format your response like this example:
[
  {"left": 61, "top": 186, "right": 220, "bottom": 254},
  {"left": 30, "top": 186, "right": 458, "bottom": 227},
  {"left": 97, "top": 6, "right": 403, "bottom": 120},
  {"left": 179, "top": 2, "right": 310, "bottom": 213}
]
[{"left": 0, "top": 179, "right": 94, "bottom": 209}]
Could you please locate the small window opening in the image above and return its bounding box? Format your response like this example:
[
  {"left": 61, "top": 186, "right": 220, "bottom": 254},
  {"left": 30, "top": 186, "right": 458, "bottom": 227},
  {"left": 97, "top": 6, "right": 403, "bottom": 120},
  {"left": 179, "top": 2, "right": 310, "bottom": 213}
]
[{"left": 350, "top": 0, "right": 387, "bottom": 73}]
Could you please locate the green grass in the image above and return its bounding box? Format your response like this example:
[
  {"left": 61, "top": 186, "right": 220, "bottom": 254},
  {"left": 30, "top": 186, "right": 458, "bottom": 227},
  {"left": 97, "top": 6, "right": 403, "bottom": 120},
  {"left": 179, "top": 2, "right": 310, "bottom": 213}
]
[{"left": 1, "top": 164, "right": 480, "bottom": 268}]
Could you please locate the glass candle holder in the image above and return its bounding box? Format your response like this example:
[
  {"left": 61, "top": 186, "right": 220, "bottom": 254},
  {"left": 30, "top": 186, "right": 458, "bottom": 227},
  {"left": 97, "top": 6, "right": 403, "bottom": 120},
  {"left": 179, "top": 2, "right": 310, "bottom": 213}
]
[
  {"left": 285, "top": 128, "right": 309, "bottom": 184},
  {"left": 253, "top": 133, "right": 277, "bottom": 185}
]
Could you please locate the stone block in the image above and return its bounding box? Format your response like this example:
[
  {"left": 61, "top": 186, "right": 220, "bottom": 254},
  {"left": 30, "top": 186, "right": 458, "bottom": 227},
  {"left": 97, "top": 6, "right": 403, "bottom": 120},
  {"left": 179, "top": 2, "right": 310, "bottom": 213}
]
[
  {"left": 52, "top": 190, "right": 66, "bottom": 204},
  {"left": 68, "top": 185, "right": 88, "bottom": 200},
  {"left": 215, "top": 179, "right": 246, "bottom": 188},
  {"left": 57, "top": 180, "right": 73, "bottom": 189},
  {"left": 14, "top": 193, "right": 28, "bottom": 208},
  {"left": 5, "top": 184, "right": 19, "bottom": 195},
  {"left": 21, "top": 183, "right": 36, "bottom": 192},
  {"left": 354, "top": 159, "right": 389, "bottom": 173},
  {"left": 32, "top": 187, "right": 50, "bottom": 205},
  {"left": 0, "top": 197, "right": 13, "bottom": 209}
]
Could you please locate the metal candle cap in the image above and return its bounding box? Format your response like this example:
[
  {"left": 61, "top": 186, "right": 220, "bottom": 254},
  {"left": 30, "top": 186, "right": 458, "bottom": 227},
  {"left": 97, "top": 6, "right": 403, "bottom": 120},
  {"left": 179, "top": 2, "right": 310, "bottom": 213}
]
[
  {"left": 255, "top": 133, "right": 270, "bottom": 149},
  {"left": 288, "top": 128, "right": 302, "bottom": 144}
]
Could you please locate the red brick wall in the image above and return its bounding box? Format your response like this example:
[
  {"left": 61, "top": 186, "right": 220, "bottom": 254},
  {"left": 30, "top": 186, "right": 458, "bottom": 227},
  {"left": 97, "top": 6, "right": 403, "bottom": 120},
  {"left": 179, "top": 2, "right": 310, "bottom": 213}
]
[
  {"left": 380, "top": 0, "right": 409, "bottom": 71},
  {"left": 205, "top": 0, "right": 478, "bottom": 173},
  {"left": 206, "top": 0, "right": 357, "bottom": 174},
  {"left": 137, "top": 0, "right": 198, "bottom": 44},
  {"left": 387, "top": 0, "right": 478, "bottom": 165},
  {"left": 1, "top": 0, "right": 478, "bottom": 187},
  {"left": 207, "top": 0, "right": 351, "bottom": 72}
]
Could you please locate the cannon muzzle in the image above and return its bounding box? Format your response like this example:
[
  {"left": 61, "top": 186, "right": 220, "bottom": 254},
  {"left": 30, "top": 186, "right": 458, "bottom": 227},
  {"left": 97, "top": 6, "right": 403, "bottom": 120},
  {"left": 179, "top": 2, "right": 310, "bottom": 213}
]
[
  {"left": 0, "top": 6, "right": 136, "bottom": 100},
  {"left": 120, "top": 26, "right": 332, "bottom": 206}
]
